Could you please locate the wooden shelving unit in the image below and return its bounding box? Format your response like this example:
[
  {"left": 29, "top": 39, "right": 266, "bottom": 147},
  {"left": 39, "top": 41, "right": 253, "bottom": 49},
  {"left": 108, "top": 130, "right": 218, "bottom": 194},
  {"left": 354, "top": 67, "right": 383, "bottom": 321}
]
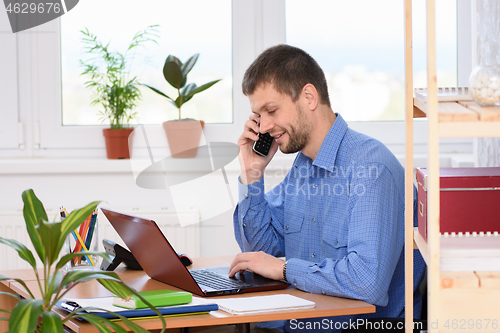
[
  {"left": 413, "top": 99, "right": 500, "bottom": 137},
  {"left": 404, "top": 1, "right": 500, "bottom": 332}
]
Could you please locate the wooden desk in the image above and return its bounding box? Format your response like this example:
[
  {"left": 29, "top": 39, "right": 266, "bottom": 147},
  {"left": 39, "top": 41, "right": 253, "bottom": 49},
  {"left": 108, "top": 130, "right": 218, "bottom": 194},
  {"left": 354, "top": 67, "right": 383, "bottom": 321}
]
[{"left": 1, "top": 256, "right": 375, "bottom": 333}]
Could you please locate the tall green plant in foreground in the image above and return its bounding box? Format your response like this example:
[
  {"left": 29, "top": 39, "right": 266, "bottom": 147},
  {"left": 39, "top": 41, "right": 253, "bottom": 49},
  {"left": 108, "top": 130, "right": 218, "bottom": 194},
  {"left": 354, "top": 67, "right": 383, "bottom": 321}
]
[{"left": 0, "top": 189, "right": 165, "bottom": 333}]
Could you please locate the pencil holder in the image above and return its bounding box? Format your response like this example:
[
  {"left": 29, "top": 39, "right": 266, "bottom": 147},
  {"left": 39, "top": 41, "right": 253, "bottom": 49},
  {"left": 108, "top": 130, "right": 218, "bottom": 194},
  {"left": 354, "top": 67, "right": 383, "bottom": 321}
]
[{"left": 61, "top": 212, "right": 100, "bottom": 272}]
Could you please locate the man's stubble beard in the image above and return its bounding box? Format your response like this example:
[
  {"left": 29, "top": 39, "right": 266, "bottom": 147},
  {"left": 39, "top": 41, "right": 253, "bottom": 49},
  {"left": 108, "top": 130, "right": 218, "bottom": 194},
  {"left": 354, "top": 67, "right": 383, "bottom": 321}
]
[{"left": 279, "top": 104, "right": 313, "bottom": 154}]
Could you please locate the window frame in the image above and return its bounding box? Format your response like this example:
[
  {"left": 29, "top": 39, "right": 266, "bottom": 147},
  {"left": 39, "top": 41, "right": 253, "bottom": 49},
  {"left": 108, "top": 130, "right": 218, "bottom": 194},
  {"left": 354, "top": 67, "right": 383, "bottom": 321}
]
[
  {"left": 1, "top": 0, "right": 472, "bottom": 159},
  {"left": 0, "top": 11, "right": 20, "bottom": 152}
]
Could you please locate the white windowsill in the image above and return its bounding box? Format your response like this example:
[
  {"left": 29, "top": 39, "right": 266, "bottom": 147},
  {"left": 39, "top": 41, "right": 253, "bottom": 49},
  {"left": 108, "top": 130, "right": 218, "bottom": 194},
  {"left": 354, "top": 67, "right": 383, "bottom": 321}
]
[{"left": 0, "top": 153, "right": 474, "bottom": 176}]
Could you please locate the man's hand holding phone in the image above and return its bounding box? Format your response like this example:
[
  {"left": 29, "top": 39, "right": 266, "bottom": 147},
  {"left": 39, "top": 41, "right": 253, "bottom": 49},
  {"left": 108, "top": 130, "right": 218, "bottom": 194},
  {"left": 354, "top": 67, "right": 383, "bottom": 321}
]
[{"left": 237, "top": 114, "right": 278, "bottom": 185}]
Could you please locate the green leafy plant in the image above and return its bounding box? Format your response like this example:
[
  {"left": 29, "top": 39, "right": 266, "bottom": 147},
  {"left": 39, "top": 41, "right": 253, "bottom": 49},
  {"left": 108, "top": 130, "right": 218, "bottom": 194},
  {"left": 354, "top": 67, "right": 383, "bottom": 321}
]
[
  {"left": 80, "top": 25, "right": 159, "bottom": 129},
  {"left": 143, "top": 54, "right": 221, "bottom": 120},
  {"left": 0, "top": 189, "right": 166, "bottom": 333}
]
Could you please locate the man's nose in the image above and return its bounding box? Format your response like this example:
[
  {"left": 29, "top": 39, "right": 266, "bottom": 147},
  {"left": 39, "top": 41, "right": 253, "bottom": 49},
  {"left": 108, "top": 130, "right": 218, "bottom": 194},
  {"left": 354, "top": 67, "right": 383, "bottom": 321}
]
[{"left": 259, "top": 115, "right": 274, "bottom": 134}]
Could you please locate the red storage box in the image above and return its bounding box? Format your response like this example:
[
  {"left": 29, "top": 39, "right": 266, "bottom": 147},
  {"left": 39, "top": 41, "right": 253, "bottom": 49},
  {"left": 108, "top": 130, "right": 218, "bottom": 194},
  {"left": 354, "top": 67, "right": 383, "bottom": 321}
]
[{"left": 416, "top": 167, "right": 500, "bottom": 241}]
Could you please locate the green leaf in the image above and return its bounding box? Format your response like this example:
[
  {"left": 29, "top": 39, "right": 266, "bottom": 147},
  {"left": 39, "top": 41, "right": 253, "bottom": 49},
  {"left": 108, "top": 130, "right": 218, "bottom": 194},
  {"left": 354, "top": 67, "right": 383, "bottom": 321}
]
[
  {"left": 36, "top": 220, "right": 62, "bottom": 266},
  {"left": 174, "top": 95, "right": 186, "bottom": 109},
  {"left": 97, "top": 279, "right": 133, "bottom": 299},
  {"left": 168, "top": 99, "right": 178, "bottom": 109},
  {"left": 56, "top": 202, "right": 100, "bottom": 257},
  {"left": 60, "top": 271, "right": 121, "bottom": 290},
  {"left": 22, "top": 189, "right": 47, "bottom": 262},
  {"left": 78, "top": 314, "right": 111, "bottom": 333},
  {"left": 119, "top": 315, "right": 154, "bottom": 333},
  {"left": 0, "top": 291, "right": 20, "bottom": 301},
  {"left": 96, "top": 281, "right": 166, "bottom": 332},
  {"left": 42, "top": 311, "right": 64, "bottom": 333},
  {"left": 46, "top": 270, "right": 64, "bottom": 297},
  {"left": 9, "top": 299, "right": 43, "bottom": 333},
  {"left": 4, "top": 278, "right": 35, "bottom": 299},
  {"left": 106, "top": 320, "right": 130, "bottom": 333},
  {"left": 141, "top": 84, "right": 174, "bottom": 101},
  {"left": 0, "top": 238, "right": 36, "bottom": 269},
  {"left": 180, "top": 83, "right": 197, "bottom": 96},
  {"left": 184, "top": 79, "right": 222, "bottom": 99},
  {"left": 56, "top": 251, "right": 111, "bottom": 271},
  {"left": 166, "top": 55, "right": 183, "bottom": 68},
  {"left": 163, "top": 60, "right": 185, "bottom": 89},
  {"left": 181, "top": 54, "right": 199, "bottom": 77}
]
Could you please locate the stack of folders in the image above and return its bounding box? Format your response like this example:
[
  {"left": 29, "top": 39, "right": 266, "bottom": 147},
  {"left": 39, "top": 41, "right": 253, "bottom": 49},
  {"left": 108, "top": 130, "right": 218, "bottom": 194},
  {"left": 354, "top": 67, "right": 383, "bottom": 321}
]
[{"left": 57, "top": 289, "right": 218, "bottom": 320}]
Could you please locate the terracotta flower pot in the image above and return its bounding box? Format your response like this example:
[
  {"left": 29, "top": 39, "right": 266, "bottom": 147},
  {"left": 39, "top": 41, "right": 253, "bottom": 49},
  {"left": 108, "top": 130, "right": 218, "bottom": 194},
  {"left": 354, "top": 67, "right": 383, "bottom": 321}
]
[
  {"left": 162, "top": 120, "right": 205, "bottom": 158},
  {"left": 102, "top": 128, "right": 134, "bottom": 159}
]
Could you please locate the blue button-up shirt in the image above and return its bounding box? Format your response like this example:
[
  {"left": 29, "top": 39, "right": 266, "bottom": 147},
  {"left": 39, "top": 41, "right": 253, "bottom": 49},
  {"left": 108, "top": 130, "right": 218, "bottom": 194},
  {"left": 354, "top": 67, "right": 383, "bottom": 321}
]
[{"left": 234, "top": 114, "right": 426, "bottom": 332}]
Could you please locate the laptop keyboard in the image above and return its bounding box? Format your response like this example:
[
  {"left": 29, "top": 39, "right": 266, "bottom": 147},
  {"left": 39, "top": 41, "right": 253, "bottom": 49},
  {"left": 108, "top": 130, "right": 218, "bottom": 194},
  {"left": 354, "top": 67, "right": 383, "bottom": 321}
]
[{"left": 190, "top": 270, "right": 253, "bottom": 290}]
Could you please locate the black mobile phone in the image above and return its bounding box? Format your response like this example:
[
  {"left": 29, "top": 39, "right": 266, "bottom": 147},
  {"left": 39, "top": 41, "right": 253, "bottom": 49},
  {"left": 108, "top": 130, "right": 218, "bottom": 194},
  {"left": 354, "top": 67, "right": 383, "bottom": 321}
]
[{"left": 252, "top": 132, "right": 274, "bottom": 157}]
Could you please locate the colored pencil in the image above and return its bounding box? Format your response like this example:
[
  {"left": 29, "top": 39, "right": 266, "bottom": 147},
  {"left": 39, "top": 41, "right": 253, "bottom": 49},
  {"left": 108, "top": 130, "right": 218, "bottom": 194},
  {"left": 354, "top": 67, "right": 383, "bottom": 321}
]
[
  {"left": 71, "top": 229, "right": 95, "bottom": 266},
  {"left": 85, "top": 211, "right": 97, "bottom": 250},
  {"left": 63, "top": 208, "right": 95, "bottom": 266},
  {"left": 78, "top": 214, "right": 93, "bottom": 264}
]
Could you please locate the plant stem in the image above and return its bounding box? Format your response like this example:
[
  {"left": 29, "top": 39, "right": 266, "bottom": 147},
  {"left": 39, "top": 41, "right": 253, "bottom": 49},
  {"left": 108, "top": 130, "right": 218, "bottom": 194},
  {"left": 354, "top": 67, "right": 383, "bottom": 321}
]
[
  {"left": 52, "top": 283, "right": 78, "bottom": 308},
  {"left": 34, "top": 269, "right": 44, "bottom": 300},
  {"left": 178, "top": 88, "right": 182, "bottom": 120}
]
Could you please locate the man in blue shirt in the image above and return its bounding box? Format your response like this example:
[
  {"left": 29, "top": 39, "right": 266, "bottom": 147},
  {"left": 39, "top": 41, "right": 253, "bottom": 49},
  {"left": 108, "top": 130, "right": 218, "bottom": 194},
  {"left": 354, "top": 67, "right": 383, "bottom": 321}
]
[{"left": 229, "top": 44, "right": 426, "bottom": 332}]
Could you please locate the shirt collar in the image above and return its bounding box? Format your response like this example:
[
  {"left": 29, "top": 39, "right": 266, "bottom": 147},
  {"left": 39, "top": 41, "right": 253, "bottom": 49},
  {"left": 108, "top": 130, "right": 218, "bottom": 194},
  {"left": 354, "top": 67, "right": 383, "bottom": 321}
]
[{"left": 292, "top": 113, "right": 348, "bottom": 172}]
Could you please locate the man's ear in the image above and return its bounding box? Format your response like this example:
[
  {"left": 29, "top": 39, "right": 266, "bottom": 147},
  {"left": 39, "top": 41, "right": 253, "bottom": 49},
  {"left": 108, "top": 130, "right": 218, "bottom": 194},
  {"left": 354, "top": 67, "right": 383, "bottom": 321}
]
[{"left": 302, "top": 83, "right": 319, "bottom": 111}]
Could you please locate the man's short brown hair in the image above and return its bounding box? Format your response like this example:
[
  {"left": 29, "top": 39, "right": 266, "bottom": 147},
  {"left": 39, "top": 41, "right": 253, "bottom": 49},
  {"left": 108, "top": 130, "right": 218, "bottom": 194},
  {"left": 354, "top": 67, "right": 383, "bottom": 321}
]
[{"left": 242, "top": 44, "right": 331, "bottom": 107}]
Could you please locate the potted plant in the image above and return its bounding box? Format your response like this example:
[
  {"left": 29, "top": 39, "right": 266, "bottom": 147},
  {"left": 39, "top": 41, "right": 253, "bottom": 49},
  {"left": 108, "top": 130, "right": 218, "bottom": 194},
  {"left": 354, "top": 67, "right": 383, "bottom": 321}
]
[
  {"left": 143, "top": 54, "right": 221, "bottom": 158},
  {"left": 80, "top": 25, "right": 159, "bottom": 159},
  {"left": 0, "top": 189, "right": 166, "bottom": 332}
]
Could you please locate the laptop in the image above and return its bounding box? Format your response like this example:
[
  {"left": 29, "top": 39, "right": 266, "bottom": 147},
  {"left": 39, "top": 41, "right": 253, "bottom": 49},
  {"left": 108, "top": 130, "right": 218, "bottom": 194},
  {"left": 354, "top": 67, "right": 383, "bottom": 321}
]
[{"left": 101, "top": 208, "right": 289, "bottom": 297}]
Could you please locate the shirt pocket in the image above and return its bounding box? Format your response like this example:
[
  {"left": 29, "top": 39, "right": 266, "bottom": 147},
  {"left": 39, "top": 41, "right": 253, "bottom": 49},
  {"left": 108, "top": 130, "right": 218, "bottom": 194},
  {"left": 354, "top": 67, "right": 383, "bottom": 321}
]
[
  {"left": 284, "top": 212, "right": 305, "bottom": 234},
  {"left": 321, "top": 223, "right": 348, "bottom": 259}
]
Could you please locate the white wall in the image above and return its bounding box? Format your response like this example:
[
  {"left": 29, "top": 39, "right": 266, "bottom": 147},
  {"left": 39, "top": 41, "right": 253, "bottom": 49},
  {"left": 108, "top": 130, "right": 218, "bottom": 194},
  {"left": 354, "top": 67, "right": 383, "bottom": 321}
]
[{"left": 0, "top": 155, "right": 299, "bottom": 268}]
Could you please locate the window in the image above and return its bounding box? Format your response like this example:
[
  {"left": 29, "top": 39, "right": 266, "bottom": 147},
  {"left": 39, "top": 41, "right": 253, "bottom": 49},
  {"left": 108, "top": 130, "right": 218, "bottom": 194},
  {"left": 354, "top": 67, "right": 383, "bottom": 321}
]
[
  {"left": 1, "top": 0, "right": 471, "bottom": 158},
  {"left": 61, "top": 0, "right": 232, "bottom": 126},
  {"left": 285, "top": 0, "right": 457, "bottom": 122},
  {"left": 0, "top": 12, "right": 19, "bottom": 151}
]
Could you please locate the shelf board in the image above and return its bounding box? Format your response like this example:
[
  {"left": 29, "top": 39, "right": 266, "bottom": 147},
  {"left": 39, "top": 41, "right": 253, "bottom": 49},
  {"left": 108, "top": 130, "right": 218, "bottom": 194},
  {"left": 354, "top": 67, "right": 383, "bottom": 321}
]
[
  {"left": 413, "top": 98, "right": 500, "bottom": 121},
  {"left": 413, "top": 98, "right": 479, "bottom": 121},
  {"left": 413, "top": 227, "right": 500, "bottom": 272},
  {"left": 459, "top": 101, "right": 500, "bottom": 121},
  {"left": 413, "top": 99, "right": 500, "bottom": 138},
  {"left": 414, "top": 229, "right": 500, "bottom": 290}
]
